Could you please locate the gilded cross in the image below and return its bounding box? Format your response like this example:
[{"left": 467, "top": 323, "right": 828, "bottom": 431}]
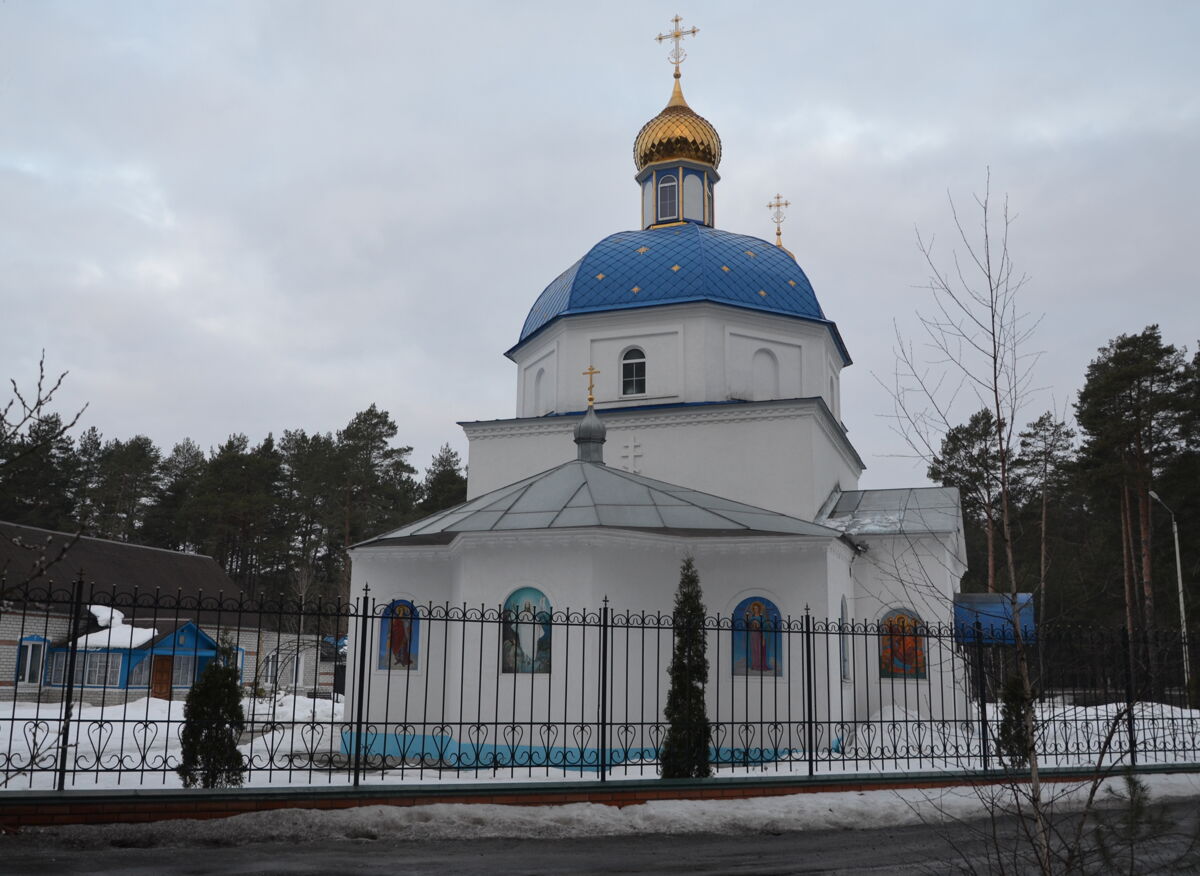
[
  {"left": 767, "top": 193, "right": 790, "bottom": 247},
  {"left": 656, "top": 15, "right": 699, "bottom": 72},
  {"left": 582, "top": 365, "right": 600, "bottom": 407}
]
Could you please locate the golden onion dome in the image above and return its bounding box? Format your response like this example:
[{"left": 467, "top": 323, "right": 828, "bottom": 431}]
[{"left": 633, "top": 74, "right": 722, "bottom": 171}]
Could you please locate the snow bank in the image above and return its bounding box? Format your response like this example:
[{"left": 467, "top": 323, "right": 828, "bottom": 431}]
[{"left": 20, "top": 772, "right": 1200, "bottom": 849}]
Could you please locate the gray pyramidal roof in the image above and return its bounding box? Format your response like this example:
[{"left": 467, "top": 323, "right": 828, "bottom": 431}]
[{"left": 358, "top": 460, "right": 840, "bottom": 547}]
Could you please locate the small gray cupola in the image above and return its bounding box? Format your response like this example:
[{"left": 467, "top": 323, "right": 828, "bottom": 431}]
[{"left": 574, "top": 405, "right": 606, "bottom": 464}]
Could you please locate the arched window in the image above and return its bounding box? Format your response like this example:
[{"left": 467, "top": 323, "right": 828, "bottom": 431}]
[
  {"left": 657, "top": 173, "right": 678, "bottom": 221},
  {"left": 379, "top": 599, "right": 419, "bottom": 671},
  {"left": 732, "top": 596, "right": 783, "bottom": 677},
  {"left": 622, "top": 348, "right": 646, "bottom": 396},
  {"left": 839, "top": 596, "right": 851, "bottom": 682},
  {"left": 502, "top": 587, "right": 552, "bottom": 674},
  {"left": 879, "top": 609, "right": 927, "bottom": 679},
  {"left": 752, "top": 348, "right": 779, "bottom": 400}
]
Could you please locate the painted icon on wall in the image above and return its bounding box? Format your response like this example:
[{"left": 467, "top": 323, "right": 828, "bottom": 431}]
[
  {"left": 502, "top": 587, "right": 552, "bottom": 674},
  {"left": 379, "top": 599, "right": 419, "bottom": 671},
  {"left": 732, "top": 596, "right": 783, "bottom": 677},
  {"left": 879, "top": 609, "right": 926, "bottom": 678}
]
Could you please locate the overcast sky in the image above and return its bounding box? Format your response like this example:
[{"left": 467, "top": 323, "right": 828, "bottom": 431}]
[{"left": 2, "top": 1, "right": 1197, "bottom": 490}]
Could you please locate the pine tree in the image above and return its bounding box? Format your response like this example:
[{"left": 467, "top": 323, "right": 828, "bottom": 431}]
[
  {"left": 177, "top": 640, "right": 246, "bottom": 789},
  {"left": 660, "top": 557, "right": 711, "bottom": 779},
  {"left": 419, "top": 443, "right": 467, "bottom": 515}
]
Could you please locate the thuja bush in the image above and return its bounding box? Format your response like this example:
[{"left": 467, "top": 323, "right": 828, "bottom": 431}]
[
  {"left": 177, "top": 640, "right": 246, "bottom": 789},
  {"left": 660, "top": 556, "right": 712, "bottom": 779}
]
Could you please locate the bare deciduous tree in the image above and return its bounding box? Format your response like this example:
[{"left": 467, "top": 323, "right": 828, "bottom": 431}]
[{"left": 1, "top": 352, "right": 87, "bottom": 594}]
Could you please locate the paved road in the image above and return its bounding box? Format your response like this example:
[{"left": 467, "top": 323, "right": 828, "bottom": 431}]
[{"left": 4, "top": 802, "right": 1198, "bottom": 875}]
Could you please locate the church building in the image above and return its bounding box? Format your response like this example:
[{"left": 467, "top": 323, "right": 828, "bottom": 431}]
[{"left": 346, "top": 20, "right": 967, "bottom": 770}]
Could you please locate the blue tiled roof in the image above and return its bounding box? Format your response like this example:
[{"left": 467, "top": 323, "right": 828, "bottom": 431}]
[{"left": 513, "top": 223, "right": 850, "bottom": 364}]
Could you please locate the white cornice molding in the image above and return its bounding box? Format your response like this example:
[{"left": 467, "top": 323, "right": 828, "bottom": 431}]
[{"left": 460, "top": 397, "right": 864, "bottom": 472}]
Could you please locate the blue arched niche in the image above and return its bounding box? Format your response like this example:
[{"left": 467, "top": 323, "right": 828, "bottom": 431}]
[
  {"left": 378, "top": 599, "right": 419, "bottom": 671},
  {"left": 731, "top": 596, "right": 783, "bottom": 677},
  {"left": 502, "top": 587, "right": 552, "bottom": 674}
]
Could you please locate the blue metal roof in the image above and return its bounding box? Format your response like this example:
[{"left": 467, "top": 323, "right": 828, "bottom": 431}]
[{"left": 512, "top": 223, "right": 850, "bottom": 364}]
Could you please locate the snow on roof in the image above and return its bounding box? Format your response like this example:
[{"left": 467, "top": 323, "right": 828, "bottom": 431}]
[
  {"left": 817, "top": 487, "right": 961, "bottom": 536},
  {"left": 77, "top": 604, "right": 157, "bottom": 650}
]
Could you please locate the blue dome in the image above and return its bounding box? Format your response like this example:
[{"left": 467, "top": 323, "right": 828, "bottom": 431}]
[{"left": 513, "top": 223, "right": 850, "bottom": 363}]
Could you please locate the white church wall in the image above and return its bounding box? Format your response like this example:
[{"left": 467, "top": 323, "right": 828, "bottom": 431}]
[
  {"left": 346, "top": 546, "right": 455, "bottom": 727},
  {"left": 725, "top": 330, "right": 801, "bottom": 401},
  {"left": 843, "top": 532, "right": 971, "bottom": 727},
  {"left": 347, "top": 527, "right": 968, "bottom": 767},
  {"left": 586, "top": 328, "right": 682, "bottom": 404},
  {"left": 518, "top": 344, "right": 558, "bottom": 417},
  {"left": 509, "top": 302, "right": 846, "bottom": 418},
  {"left": 463, "top": 401, "right": 861, "bottom": 520}
]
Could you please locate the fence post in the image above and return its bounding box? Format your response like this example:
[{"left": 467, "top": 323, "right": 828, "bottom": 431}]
[
  {"left": 974, "top": 620, "right": 989, "bottom": 772},
  {"left": 56, "top": 572, "right": 85, "bottom": 792},
  {"left": 353, "top": 583, "right": 371, "bottom": 787},
  {"left": 804, "top": 606, "right": 815, "bottom": 777},
  {"left": 1122, "top": 625, "right": 1138, "bottom": 768},
  {"left": 598, "top": 596, "right": 609, "bottom": 782}
]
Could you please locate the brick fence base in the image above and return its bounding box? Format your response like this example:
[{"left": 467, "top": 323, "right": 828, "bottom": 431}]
[{"left": 3, "top": 765, "right": 1196, "bottom": 830}]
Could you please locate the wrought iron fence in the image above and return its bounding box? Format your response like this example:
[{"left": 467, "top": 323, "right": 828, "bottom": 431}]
[{"left": 0, "top": 575, "right": 1197, "bottom": 791}]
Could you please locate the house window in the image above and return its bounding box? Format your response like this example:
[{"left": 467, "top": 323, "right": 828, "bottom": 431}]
[
  {"left": 657, "top": 173, "right": 678, "bottom": 221},
  {"left": 128, "top": 656, "right": 150, "bottom": 687},
  {"left": 732, "top": 596, "right": 783, "bottom": 677},
  {"left": 622, "top": 348, "right": 646, "bottom": 395},
  {"left": 172, "top": 655, "right": 197, "bottom": 686},
  {"left": 48, "top": 652, "right": 121, "bottom": 687},
  {"left": 260, "top": 651, "right": 301, "bottom": 688},
  {"left": 502, "top": 587, "right": 552, "bottom": 674},
  {"left": 261, "top": 652, "right": 278, "bottom": 687},
  {"left": 879, "top": 609, "right": 927, "bottom": 679},
  {"left": 84, "top": 653, "right": 122, "bottom": 687},
  {"left": 17, "top": 639, "right": 45, "bottom": 684}
]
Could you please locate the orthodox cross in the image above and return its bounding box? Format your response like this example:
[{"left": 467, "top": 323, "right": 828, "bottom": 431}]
[
  {"left": 620, "top": 434, "right": 644, "bottom": 474},
  {"left": 767, "top": 193, "right": 790, "bottom": 248},
  {"left": 582, "top": 365, "right": 600, "bottom": 407},
  {"left": 656, "top": 15, "right": 699, "bottom": 75}
]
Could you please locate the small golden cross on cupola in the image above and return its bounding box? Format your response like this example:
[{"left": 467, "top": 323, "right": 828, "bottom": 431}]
[
  {"left": 582, "top": 365, "right": 601, "bottom": 408},
  {"left": 767, "top": 193, "right": 791, "bottom": 248},
  {"left": 656, "top": 14, "right": 699, "bottom": 78}
]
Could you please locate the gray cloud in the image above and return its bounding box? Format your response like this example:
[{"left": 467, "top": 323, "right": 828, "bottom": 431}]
[{"left": 2, "top": 1, "right": 1197, "bottom": 488}]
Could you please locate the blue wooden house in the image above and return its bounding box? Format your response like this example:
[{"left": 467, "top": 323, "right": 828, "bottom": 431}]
[{"left": 45, "top": 620, "right": 235, "bottom": 699}]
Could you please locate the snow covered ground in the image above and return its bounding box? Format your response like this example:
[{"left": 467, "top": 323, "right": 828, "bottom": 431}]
[
  {"left": 2, "top": 694, "right": 1199, "bottom": 790},
  {"left": 10, "top": 772, "right": 1200, "bottom": 849}
]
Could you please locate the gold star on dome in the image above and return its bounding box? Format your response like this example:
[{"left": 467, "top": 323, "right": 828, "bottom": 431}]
[
  {"left": 595, "top": 273, "right": 606, "bottom": 280},
  {"left": 670, "top": 264, "right": 681, "bottom": 272},
  {"left": 721, "top": 265, "right": 731, "bottom": 272},
  {"left": 788, "top": 279, "right": 797, "bottom": 287},
  {"left": 631, "top": 286, "right": 641, "bottom": 294},
  {"left": 636, "top": 246, "right": 649, "bottom": 254}
]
